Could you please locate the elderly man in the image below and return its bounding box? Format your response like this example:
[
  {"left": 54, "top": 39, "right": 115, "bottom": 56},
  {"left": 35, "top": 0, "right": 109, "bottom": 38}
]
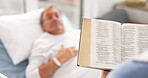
[{"left": 26, "top": 6, "right": 99, "bottom": 78}]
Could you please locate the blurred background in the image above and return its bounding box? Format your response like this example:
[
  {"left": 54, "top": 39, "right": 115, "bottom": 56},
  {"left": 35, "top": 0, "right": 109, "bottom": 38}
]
[
  {"left": 0, "top": 0, "right": 81, "bottom": 28},
  {"left": 0, "top": 0, "right": 148, "bottom": 78},
  {"left": 0, "top": 0, "right": 148, "bottom": 28}
]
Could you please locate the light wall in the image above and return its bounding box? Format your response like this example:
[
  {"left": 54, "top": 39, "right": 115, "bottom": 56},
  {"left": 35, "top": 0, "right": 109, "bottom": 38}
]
[
  {"left": 82, "top": 0, "right": 124, "bottom": 18},
  {"left": 25, "top": 0, "right": 39, "bottom": 12}
]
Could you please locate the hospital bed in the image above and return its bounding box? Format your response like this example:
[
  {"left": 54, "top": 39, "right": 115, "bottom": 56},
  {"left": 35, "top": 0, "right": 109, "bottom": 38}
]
[{"left": 0, "top": 8, "right": 75, "bottom": 78}]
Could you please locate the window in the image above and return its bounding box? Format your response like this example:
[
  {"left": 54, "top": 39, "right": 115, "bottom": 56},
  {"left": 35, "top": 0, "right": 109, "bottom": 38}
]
[
  {"left": 0, "top": 0, "right": 24, "bottom": 15},
  {"left": 39, "top": 0, "right": 81, "bottom": 28}
]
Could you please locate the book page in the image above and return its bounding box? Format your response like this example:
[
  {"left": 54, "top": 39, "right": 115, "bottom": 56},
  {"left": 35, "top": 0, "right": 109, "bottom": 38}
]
[
  {"left": 90, "top": 19, "right": 121, "bottom": 69},
  {"left": 121, "top": 24, "right": 148, "bottom": 62}
]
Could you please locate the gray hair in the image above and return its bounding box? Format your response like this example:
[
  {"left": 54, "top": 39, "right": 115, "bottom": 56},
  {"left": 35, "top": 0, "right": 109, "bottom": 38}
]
[{"left": 40, "top": 6, "right": 61, "bottom": 26}]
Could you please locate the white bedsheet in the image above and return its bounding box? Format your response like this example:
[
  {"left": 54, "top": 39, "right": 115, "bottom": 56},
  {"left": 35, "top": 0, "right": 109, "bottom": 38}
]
[{"left": 26, "top": 29, "right": 100, "bottom": 78}]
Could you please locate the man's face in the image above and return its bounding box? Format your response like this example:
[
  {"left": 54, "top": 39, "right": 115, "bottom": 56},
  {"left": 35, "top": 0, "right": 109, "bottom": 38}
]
[{"left": 42, "top": 8, "right": 65, "bottom": 35}]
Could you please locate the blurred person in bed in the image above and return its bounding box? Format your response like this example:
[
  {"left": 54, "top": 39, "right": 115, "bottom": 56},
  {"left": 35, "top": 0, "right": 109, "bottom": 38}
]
[{"left": 26, "top": 6, "right": 99, "bottom": 78}]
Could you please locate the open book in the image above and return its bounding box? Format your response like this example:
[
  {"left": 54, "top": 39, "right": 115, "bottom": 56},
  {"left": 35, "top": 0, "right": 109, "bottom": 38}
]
[{"left": 78, "top": 18, "right": 148, "bottom": 70}]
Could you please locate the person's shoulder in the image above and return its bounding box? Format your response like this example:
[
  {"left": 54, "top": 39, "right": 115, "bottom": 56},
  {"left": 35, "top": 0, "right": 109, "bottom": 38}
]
[
  {"left": 30, "top": 32, "right": 50, "bottom": 55},
  {"left": 33, "top": 32, "right": 50, "bottom": 44},
  {"left": 68, "top": 29, "right": 80, "bottom": 34}
]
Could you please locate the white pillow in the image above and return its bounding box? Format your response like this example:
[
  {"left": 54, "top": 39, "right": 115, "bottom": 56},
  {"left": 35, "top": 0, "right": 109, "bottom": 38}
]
[{"left": 0, "top": 9, "right": 73, "bottom": 65}]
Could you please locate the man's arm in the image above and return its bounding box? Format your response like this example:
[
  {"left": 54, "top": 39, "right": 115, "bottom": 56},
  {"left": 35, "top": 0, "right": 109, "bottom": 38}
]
[
  {"left": 39, "top": 46, "right": 78, "bottom": 78},
  {"left": 39, "top": 59, "right": 60, "bottom": 78}
]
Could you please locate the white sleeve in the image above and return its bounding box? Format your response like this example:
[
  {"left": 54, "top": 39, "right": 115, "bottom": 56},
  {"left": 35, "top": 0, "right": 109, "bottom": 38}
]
[
  {"left": 26, "top": 37, "right": 50, "bottom": 78},
  {"left": 26, "top": 56, "right": 42, "bottom": 78}
]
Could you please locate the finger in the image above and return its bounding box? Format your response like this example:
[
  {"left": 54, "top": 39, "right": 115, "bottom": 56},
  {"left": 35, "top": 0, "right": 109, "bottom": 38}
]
[
  {"left": 72, "top": 49, "right": 78, "bottom": 52},
  {"left": 73, "top": 50, "right": 78, "bottom": 54},
  {"left": 71, "top": 48, "right": 77, "bottom": 52},
  {"left": 67, "top": 48, "right": 74, "bottom": 55},
  {"left": 70, "top": 50, "right": 78, "bottom": 56},
  {"left": 61, "top": 45, "right": 64, "bottom": 49},
  {"left": 70, "top": 46, "right": 75, "bottom": 49}
]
